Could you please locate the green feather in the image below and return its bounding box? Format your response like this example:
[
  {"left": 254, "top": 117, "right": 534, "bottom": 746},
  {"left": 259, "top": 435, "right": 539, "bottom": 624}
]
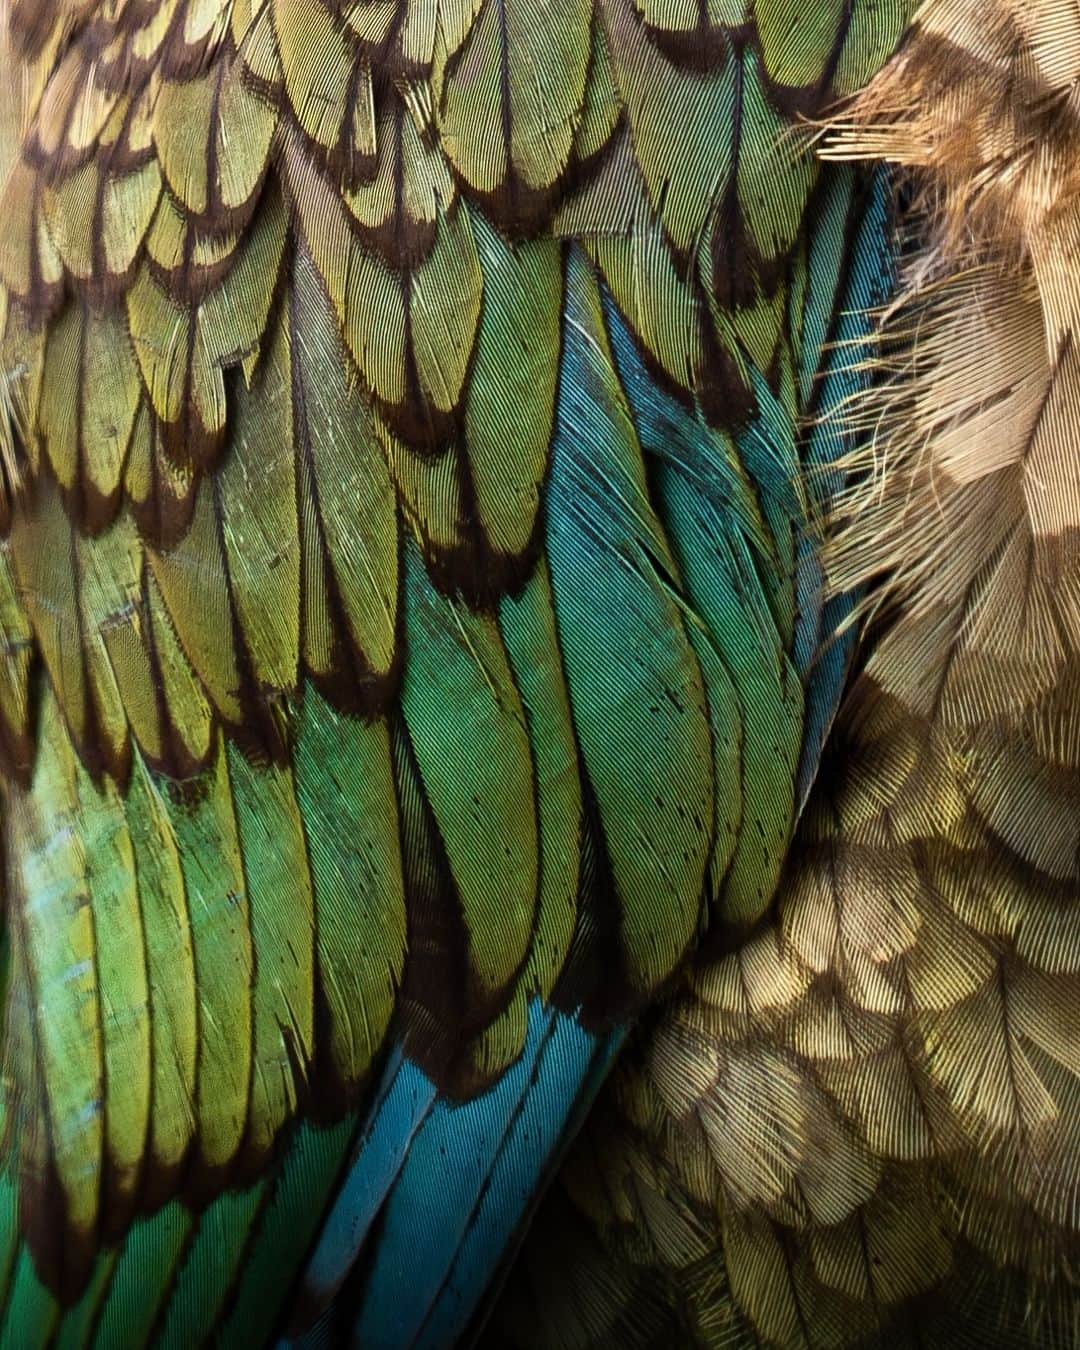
[
  {"left": 501, "top": 558, "right": 583, "bottom": 1000},
  {"left": 466, "top": 218, "right": 563, "bottom": 562},
  {"left": 400, "top": 538, "right": 539, "bottom": 1000},
  {"left": 166, "top": 738, "right": 252, "bottom": 1174},
  {"left": 152, "top": 1186, "right": 265, "bottom": 1348},
  {"left": 548, "top": 253, "right": 714, "bottom": 995},
  {"left": 228, "top": 746, "right": 315, "bottom": 1163},
  {"left": 87, "top": 1204, "right": 191, "bottom": 1349},
  {"left": 219, "top": 1119, "right": 355, "bottom": 1346},
  {"left": 293, "top": 687, "right": 407, "bottom": 1092}
]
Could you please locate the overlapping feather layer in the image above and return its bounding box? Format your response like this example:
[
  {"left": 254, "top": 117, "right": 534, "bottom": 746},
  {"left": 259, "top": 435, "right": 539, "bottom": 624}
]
[
  {"left": 494, "top": 4, "right": 1080, "bottom": 1346},
  {"left": 0, "top": 0, "right": 911, "bottom": 1342}
]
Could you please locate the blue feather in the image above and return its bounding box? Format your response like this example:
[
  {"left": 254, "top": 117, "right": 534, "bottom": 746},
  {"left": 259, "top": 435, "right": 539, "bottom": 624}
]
[
  {"left": 278, "top": 1003, "right": 617, "bottom": 1349},
  {"left": 353, "top": 1003, "right": 619, "bottom": 1348},
  {"left": 285, "top": 1053, "right": 438, "bottom": 1339},
  {"left": 795, "top": 166, "right": 898, "bottom": 808}
]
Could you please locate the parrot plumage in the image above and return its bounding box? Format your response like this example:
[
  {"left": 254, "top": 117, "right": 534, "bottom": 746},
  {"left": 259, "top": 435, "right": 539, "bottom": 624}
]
[{"left": 2, "top": 0, "right": 1075, "bottom": 1347}]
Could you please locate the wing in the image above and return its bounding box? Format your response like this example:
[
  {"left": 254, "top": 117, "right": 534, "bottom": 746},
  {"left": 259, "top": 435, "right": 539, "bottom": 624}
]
[
  {"left": 0, "top": 0, "right": 912, "bottom": 1344},
  {"left": 491, "top": 4, "right": 1080, "bottom": 1346}
]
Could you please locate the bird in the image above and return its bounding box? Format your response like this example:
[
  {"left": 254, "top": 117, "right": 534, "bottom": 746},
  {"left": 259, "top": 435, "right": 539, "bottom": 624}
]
[
  {"left": 0, "top": 0, "right": 1075, "bottom": 1348},
  {"left": 487, "top": 2, "right": 1080, "bottom": 1346}
]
